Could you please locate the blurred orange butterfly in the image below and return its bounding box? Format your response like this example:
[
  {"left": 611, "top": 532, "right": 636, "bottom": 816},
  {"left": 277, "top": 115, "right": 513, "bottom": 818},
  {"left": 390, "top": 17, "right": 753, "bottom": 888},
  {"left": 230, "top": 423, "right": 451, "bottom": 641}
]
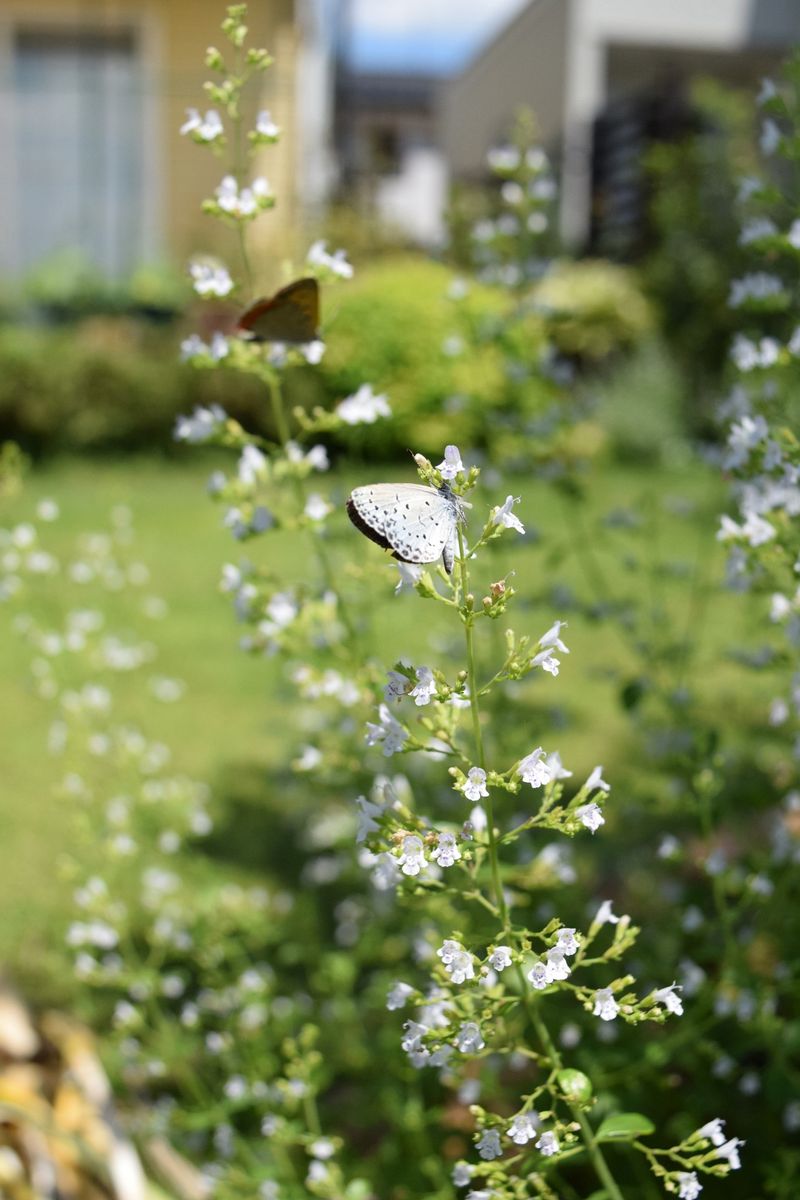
[{"left": 236, "top": 277, "right": 319, "bottom": 343}]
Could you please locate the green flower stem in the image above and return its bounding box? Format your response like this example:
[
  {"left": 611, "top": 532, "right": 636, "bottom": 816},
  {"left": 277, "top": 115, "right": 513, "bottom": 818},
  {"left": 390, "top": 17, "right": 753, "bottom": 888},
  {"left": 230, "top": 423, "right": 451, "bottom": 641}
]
[
  {"left": 523, "top": 988, "right": 626, "bottom": 1200},
  {"left": 457, "top": 525, "right": 507, "bottom": 928},
  {"left": 456, "top": 526, "right": 626, "bottom": 1200},
  {"left": 231, "top": 44, "right": 255, "bottom": 297},
  {"left": 303, "top": 1088, "right": 322, "bottom": 1139},
  {"left": 265, "top": 372, "right": 358, "bottom": 646}
]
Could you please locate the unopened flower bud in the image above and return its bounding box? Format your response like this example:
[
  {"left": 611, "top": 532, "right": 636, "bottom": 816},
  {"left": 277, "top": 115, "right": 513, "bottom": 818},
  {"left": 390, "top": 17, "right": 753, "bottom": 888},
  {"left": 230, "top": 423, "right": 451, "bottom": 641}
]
[{"left": 491, "top": 580, "right": 506, "bottom": 598}]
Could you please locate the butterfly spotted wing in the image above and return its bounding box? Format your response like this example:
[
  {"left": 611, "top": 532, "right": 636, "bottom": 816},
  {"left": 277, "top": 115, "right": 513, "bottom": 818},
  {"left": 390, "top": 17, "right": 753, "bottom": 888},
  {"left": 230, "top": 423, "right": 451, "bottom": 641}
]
[
  {"left": 236, "top": 277, "right": 319, "bottom": 343},
  {"left": 346, "top": 483, "right": 462, "bottom": 575}
]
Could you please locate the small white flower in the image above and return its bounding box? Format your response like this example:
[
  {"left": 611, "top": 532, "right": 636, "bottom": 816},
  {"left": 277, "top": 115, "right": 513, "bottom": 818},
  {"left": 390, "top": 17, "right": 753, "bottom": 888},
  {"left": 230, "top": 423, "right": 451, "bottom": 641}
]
[
  {"left": 527, "top": 961, "right": 548, "bottom": 990},
  {"left": 593, "top": 987, "right": 619, "bottom": 1021},
  {"left": 386, "top": 981, "right": 414, "bottom": 1010},
  {"left": 397, "top": 834, "right": 426, "bottom": 876},
  {"left": 697, "top": 1118, "right": 726, "bottom": 1146},
  {"left": 238, "top": 444, "right": 268, "bottom": 485},
  {"left": 437, "top": 939, "right": 475, "bottom": 984},
  {"left": 518, "top": 747, "right": 552, "bottom": 788},
  {"left": 384, "top": 669, "right": 411, "bottom": 701},
  {"left": 453, "top": 1020, "right": 485, "bottom": 1053},
  {"left": 539, "top": 619, "right": 569, "bottom": 653},
  {"left": 395, "top": 562, "right": 424, "bottom": 593},
  {"left": 585, "top": 765, "right": 610, "bottom": 793},
  {"left": 255, "top": 109, "right": 280, "bottom": 138},
  {"left": 738, "top": 218, "right": 778, "bottom": 248},
  {"left": 305, "top": 444, "right": 330, "bottom": 471},
  {"left": 174, "top": 404, "right": 227, "bottom": 443},
  {"left": 728, "top": 272, "right": 783, "bottom": 309},
  {"left": 475, "top": 1129, "right": 502, "bottom": 1160},
  {"left": 535, "top": 1130, "right": 559, "bottom": 1157},
  {"left": 304, "top": 493, "right": 332, "bottom": 521},
  {"left": 354, "top": 794, "right": 383, "bottom": 843},
  {"left": 215, "top": 174, "right": 270, "bottom": 218},
  {"left": 190, "top": 260, "right": 233, "bottom": 297},
  {"left": 488, "top": 945, "right": 512, "bottom": 972},
  {"left": 310, "top": 1138, "right": 335, "bottom": 1161},
  {"left": 452, "top": 1161, "right": 473, "bottom": 1187},
  {"left": 436, "top": 444, "right": 464, "bottom": 480},
  {"left": 181, "top": 107, "right": 223, "bottom": 141},
  {"left": 532, "top": 648, "right": 561, "bottom": 675},
  {"left": 760, "top": 117, "right": 781, "bottom": 155},
  {"left": 37, "top": 498, "right": 59, "bottom": 521},
  {"left": 545, "top": 751, "right": 572, "bottom": 780},
  {"left": 555, "top": 927, "right": 579, "bottom": 956},
  {"left": 302, "top": 339, "right": 326, "bottom": 364},
  {"left": 306, "top": 239, "right": 353, "bottom": 279},
  {"left": 365, "top": 704, "right": 407, "bottom": 756},
  {"left": 770, "top": 592, "right": 792, "bottom": 622},
  {"left": 576, "top": 802, "right": 604, "bottom": 833},
  {"left": 491, "top": 495, "right": 525, "bottom": 533},
  {"left": 409, "top": 665, "right": 437, "bottom": 706},
  {"left": 336, "top": 383, "right": 391, "bottom": 425},
  {"left": 715, "top": 1137, "right": 744, "bottom": 1170},
  {"left": 593, "top": 899, "right": 620, "bottom": 927},
  {"left": 462, "top": 766, "right": 488, "bottom": 802},
  {"left": 487, "top": 145, "right": 520, "bottom": 172},
  {"left": 431, "top": 831, "right": 461, "bottom": 868},
  {"left": 507, "top": 1111, "right": 540, "bottom": 1144},
  {"left": 677, "top": 1172, "right": 702, "bottom": 1200},
  {"left": 652, "top": 982, "right": 684, "bottom": 1016},
  {"left": 401, "top": 1020, "right": 428, "bottom": 1054},
  {"left": 545, "top": 946, "right": 570, "bottom": 981}
]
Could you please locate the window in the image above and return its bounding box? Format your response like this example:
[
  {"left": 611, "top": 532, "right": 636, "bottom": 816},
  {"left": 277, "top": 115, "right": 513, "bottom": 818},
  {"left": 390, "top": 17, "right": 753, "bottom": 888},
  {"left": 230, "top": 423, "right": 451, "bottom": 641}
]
[{"left": 12, "top": 26, "right": 143, "bottom": 277}]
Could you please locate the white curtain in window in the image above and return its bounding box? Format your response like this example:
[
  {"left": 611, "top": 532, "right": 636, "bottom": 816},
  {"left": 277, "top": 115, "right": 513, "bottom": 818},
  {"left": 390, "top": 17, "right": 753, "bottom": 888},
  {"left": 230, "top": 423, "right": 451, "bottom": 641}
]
[{"left": 14, "top": 29, "right": 142, "bottom": 278}]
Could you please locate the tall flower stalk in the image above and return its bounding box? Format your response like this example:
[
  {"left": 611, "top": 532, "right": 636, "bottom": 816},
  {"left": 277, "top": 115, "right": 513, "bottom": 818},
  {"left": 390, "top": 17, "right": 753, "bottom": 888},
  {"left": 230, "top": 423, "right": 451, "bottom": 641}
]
[{"left": 357, "top": 447, "right": 739, "bottom": 1198}]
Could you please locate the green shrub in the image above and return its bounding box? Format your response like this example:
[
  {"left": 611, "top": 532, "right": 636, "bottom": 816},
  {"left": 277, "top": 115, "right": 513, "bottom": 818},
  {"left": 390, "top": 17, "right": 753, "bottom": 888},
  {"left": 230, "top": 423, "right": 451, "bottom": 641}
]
[
  {"left": 533, "top": 258, "right": 654, "bottom": 364},
  {"left": 0, "top": 254, "right": 658, "bottom": 460},
  {"left": 0, "top": 320, "right": 268, "bottom": 455},
  {"left": 311, "top": 254, "right": 566, "bottom": 460}
]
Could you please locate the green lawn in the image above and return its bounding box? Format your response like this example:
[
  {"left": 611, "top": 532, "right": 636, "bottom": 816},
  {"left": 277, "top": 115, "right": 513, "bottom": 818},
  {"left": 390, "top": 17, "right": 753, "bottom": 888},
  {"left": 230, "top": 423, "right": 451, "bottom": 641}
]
[{"left": 0, "top": 452, "right": 768, "bottom": 998}]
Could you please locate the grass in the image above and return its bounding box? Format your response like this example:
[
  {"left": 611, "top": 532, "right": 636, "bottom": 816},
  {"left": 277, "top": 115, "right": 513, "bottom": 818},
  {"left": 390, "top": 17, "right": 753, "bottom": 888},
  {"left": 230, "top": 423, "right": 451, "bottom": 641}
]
[{"left": 0, "top": 450, "right": 771, "bottom": 999}]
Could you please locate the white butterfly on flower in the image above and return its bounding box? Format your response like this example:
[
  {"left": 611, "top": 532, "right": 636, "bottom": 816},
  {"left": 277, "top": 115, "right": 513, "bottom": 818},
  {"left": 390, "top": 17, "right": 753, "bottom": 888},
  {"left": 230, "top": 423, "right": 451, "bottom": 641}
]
[
  {"left": 346, "top": 446, "right": 470, "bottom": 575},
  {"left": 346, "top": 482, "right": 466, "bottom": 574}
]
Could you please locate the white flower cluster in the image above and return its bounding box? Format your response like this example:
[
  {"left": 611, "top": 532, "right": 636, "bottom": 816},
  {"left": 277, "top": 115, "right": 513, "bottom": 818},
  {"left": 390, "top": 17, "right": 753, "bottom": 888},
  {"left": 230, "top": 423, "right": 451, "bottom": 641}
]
[
  {"left": 214, "top": 173, "right": 272, "bottom": 219},
  {"left": 306, "top": 239, "right": 353, "bottom": 280},
  {"left": 527, "top": 926, "right": 580, "bottom": 989}
]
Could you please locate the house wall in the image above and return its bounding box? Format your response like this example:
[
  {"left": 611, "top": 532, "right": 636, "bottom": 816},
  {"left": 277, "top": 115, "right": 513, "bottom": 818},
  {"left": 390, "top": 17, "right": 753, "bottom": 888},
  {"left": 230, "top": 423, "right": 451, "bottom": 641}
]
[
  {"left": 440, "top": 0, "right": 570, "bottom": 179},
  {"left": 0, "top": 0, "right": 307, "bottom": 282},
  {"left": 562, "top": 0, "right": 800, "bottom": 242},
  {"left": 441, "top": 0, "right": 800, "bottom": 248}
]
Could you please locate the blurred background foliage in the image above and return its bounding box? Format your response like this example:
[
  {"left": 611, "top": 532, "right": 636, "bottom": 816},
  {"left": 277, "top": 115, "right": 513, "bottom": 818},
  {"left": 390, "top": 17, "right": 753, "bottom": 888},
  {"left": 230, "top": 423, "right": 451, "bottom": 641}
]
[{"left": 0, "top": 255, "right": 658, "bottom": 460}]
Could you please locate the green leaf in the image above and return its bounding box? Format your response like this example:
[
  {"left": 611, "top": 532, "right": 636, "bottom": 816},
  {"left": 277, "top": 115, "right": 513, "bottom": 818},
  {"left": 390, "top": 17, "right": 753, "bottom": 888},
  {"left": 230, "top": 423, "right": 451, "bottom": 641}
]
[
  {"left": 556, "top": 1068, "right": 593, "bottom": 1102},
  {"left": 596, "top": 1112, "right": 655, "bottom": 1142}
]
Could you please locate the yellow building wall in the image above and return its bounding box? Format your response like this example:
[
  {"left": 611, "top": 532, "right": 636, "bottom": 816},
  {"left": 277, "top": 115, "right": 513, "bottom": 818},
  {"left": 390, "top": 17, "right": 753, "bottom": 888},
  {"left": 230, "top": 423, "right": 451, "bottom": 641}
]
[
  {"left": 158, "top": 0, "right": 300, "bottom": 284},
  {"left": 1, "top": 0, "right": 300, "bottom": 286}
]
